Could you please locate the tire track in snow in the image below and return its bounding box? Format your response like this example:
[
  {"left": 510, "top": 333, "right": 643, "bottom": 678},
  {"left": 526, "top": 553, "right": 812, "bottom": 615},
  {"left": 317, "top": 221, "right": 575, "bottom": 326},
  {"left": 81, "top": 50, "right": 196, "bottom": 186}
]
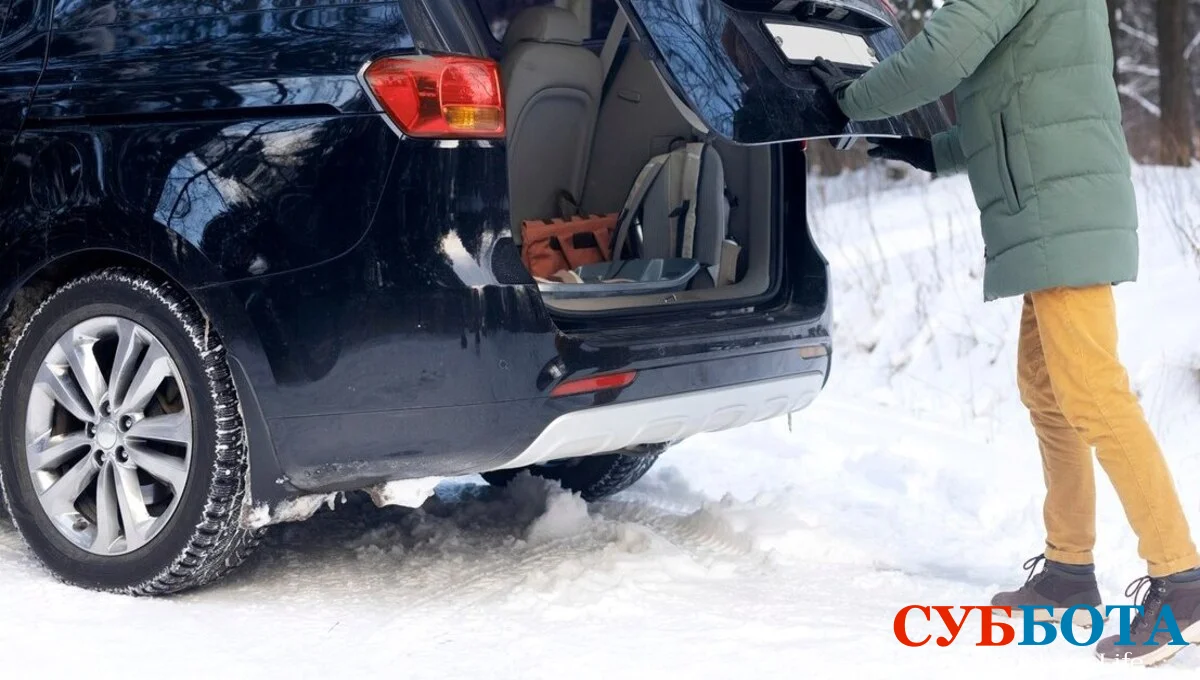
[
  {"left": 210, "top": 475, "right": 765, "bottom": 619},
  {"left": 594, "top": 498, "right": 761, "bottom": 559}
]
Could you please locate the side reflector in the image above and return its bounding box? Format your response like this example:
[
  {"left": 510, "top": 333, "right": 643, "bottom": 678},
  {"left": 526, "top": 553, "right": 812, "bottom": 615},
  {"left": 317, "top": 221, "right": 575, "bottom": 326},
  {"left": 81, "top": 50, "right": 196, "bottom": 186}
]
[
  {"left": 551, "top": 371, "right": 638, "bottom": 398},
  {"left": 363, "top": 55, "right": 505, "bottom": 139},
  {"left": 799, "top": 345, "right": 828, "bottom": 359}
]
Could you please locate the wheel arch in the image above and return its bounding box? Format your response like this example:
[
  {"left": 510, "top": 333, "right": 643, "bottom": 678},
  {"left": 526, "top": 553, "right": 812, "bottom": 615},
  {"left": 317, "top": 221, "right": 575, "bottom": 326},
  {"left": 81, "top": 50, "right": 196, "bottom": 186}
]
[{"left": 0, "top": 244, "right": 291, "bottom": 514}]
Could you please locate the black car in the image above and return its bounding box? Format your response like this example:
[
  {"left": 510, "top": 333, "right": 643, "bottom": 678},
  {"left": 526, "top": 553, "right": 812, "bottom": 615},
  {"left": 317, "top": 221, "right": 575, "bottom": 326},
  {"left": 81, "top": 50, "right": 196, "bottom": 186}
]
[{"left": 0, "top": 0, "right": 943, "bottom": 594}]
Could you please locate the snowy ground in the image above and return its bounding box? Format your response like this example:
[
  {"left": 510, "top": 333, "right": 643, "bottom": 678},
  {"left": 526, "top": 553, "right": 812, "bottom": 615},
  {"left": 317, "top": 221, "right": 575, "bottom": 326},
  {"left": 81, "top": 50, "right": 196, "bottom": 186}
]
[{"left": 4, "top": 166, "right": 1200, "bottom": 677}]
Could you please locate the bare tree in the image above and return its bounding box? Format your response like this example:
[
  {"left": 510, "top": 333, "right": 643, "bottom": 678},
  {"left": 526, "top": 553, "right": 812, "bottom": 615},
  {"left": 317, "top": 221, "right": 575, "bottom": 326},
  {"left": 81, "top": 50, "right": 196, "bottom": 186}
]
[
  {"left": 1108, "top": 0, "right": 1122, "bottom": 85},
  {"left": 895, "top": 0, "right": 937, "bottom": 37},
  {"left": 1157, "top": 0, "right": 1195, "bottom": 165}
]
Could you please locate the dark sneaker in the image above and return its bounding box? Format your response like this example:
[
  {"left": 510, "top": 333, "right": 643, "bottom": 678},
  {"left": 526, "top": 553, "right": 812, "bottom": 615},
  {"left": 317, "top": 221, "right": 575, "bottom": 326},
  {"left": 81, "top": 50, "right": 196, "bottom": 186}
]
[
  {"left": 1095, "top": 575, "right": 1200, "bottom": 666},
  {"left": 991, "top": 555, "right": 1103, "bottom": 625}
]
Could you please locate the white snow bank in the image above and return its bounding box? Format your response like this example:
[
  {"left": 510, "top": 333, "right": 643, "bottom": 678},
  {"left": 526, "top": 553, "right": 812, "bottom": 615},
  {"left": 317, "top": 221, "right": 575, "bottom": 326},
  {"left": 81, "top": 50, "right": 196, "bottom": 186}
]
[
  {"left": 519, "top": 476, "right": 591, "bottom": 544},
  {"left": 366, "top": 476, "right": 443, "bottom": 509}
]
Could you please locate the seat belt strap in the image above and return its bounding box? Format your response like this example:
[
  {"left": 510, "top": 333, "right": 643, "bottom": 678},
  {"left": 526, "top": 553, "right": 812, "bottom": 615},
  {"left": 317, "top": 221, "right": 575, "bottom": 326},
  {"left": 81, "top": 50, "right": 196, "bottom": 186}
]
[
  {"left": 600, "top": 9, "right": 630, "bottom": 82},
  {"left": 611, "top": 154, "right": 668, "bottom": 259},
  {"left": 678, "top": 143, "right": 703, "bottom": 260}
]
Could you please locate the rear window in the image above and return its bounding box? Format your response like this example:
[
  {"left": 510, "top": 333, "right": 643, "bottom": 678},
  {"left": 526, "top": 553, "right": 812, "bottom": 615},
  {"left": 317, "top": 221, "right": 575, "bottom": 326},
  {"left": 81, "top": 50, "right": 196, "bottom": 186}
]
[
  {"left": 1, "top": 0, "right": 36, "bottom": 37},
  {"left": 478, "top": 0, "right": 618, "bottom": 43}
]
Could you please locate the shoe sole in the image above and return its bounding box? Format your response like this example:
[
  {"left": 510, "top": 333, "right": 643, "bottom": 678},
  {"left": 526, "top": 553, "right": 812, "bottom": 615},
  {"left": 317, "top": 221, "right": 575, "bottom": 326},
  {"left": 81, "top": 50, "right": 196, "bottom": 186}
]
[
  {"left": 1096, "top": 620, "right": 1200, "bottom": 667},
  {"left": 998, "top": 607, "right": 1107, "bottom": 629}
]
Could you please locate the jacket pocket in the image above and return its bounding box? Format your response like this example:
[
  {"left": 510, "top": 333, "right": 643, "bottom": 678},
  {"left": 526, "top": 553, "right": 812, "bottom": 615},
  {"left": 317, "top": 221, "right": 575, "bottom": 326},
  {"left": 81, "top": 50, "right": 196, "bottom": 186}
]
[{"left": 995, "top": 113, "right": 1022, "bottom": 213}]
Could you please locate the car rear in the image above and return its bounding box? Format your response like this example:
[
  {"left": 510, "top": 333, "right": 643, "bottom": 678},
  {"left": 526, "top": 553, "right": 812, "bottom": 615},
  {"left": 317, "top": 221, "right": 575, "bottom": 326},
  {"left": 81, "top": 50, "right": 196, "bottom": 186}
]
[{"left": 354, "top": 0, "right": 947, "bottom": 469}]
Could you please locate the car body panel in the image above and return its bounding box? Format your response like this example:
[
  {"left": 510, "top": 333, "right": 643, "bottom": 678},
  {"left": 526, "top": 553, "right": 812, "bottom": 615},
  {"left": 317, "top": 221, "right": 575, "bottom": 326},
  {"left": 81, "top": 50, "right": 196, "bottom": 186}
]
[
  {"left": 0, "top": 0, "right": 49, "bottom": 182},
  {"left": 35, "top": 2, "right": 408, "bottom": 121},
  {"left": 0, "top": 0, "right": 429, "bottom": 505}
]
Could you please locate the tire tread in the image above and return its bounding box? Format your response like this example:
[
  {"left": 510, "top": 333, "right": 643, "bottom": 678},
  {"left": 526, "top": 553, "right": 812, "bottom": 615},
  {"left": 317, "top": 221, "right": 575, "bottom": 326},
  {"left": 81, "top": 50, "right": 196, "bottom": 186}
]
[
  {"left": 483, "top": 448, "right": 663, "bottom": 502},
  {"left": 0, "top": 269, "right": 263, "bottom": 596}
]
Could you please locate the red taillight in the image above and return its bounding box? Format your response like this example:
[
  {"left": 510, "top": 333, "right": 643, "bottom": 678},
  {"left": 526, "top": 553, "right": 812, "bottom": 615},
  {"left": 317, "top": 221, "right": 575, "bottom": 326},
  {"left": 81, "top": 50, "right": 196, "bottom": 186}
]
[
  {"left": 363, "top": 55, "right": 505, "bottom": 139},
  {"left": 551, "top": 371, "right": 638, "bottom": 398}
]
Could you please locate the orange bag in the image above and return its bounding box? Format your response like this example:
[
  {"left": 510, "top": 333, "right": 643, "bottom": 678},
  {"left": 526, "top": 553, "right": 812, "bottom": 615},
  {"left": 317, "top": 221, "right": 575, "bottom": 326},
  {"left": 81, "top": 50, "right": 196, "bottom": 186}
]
[{"left": 520, "top": 214, "right": 618, "bottom": 280}]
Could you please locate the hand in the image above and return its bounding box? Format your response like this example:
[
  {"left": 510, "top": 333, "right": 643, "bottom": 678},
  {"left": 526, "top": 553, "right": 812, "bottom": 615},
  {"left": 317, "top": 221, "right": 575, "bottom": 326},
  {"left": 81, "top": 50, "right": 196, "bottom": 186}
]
[
  {"left": 811, "top": 57, "right": 855, "bottom": 102},
  {"left": 868, "top": 137, "right": 936, "bottom": 173}
]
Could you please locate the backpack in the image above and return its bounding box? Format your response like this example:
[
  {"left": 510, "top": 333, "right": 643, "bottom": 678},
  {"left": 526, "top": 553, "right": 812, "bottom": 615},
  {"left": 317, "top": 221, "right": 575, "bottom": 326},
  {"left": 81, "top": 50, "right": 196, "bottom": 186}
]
[
  {"left": 520, "top": 213, "right": 618, "bottom": 281},
  {"left": 610, "top": 142, "right": 739, "bottom": 286}
]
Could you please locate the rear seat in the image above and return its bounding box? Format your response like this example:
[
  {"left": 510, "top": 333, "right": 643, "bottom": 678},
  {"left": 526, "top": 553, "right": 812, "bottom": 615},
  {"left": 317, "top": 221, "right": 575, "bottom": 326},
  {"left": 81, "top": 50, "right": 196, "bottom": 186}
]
[
  {"left": 581, "top": 46, "right": 695, "bottom": 216},
  {"left": 501, "top": 7, "right": 603, "bottom": 237}
]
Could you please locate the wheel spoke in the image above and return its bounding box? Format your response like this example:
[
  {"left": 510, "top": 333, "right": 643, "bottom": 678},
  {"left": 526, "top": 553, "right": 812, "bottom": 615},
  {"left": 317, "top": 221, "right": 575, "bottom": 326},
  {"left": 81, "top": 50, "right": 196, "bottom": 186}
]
[
  {"left": 38, "top": 454, "right": 99, "bottom": 517},
  {"left": 27, "top": 430, "right": 92, "bottom": 471},
  {"left": 118, "top": 343, "right": 170, "bottom": 415},
  {"left": 25, "top": 315, "right": 193, "bottom": 556},
  {"left": 108, "top": 319, "right": 142, "bottom": 408},
  {"left": 34, "top": 363, "right": 94, "bottom": 424},
  {"left": 113, "top": 464, "right": 151, "bottom": 551},
  {"left": 57, "top": 332, "right": 107, "bottom": 413},
  {"left": 127, "top": 445, "right": 187, "bottom": 492},
  {"left": 93, "top": 462, "right": 121, "bottom": 553},
  {"left": 126, "top": 411, "right": 191, "bottom": 446}
]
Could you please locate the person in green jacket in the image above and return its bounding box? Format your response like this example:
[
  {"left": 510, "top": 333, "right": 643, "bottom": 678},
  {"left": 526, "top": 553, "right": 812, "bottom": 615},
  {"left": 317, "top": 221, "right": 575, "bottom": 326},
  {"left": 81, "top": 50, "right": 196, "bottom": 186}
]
[{"left": 812, "top": 0, "right": 1200, "bottom": 664}]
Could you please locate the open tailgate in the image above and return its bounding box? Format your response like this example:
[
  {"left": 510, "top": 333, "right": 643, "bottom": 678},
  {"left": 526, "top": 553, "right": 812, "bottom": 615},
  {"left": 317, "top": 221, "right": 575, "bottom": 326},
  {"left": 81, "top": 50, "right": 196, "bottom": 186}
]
[{"left": 618, "top": 0, "right": 949, "bottom": 145}]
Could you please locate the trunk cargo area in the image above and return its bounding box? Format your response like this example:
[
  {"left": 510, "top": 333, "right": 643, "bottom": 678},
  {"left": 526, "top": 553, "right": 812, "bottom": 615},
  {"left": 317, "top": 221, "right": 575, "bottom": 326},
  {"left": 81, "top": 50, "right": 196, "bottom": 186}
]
[{"left": 496, "top": 0, "right": 948, "bottom": 316}]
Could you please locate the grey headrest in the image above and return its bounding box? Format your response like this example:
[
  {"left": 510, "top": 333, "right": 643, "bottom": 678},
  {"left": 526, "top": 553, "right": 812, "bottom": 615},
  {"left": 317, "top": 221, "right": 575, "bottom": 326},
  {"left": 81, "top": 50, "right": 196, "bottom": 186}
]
[{"left": 503, "top": 6, "right": 586, "bottom": 51}]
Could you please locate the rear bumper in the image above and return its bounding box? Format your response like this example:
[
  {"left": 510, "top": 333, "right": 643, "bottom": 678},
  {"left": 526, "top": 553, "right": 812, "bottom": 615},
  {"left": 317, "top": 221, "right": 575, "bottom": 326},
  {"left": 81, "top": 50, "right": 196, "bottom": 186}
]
[
  {"left": 497, "top": 372, "right": 824, "bottom": 470},
  {"left": 264, "top": 324, "right": 830, "bottom": 494}
]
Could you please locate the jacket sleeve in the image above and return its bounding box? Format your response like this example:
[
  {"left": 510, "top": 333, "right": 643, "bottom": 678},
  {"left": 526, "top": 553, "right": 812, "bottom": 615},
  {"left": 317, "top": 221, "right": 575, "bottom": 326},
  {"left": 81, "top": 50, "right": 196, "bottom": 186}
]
[
  {"left": 838, "top": 0, "right": 1038, "bottom": 121},
  {"left": 931, "top": 126, "right": 966, "bottom": 176}
]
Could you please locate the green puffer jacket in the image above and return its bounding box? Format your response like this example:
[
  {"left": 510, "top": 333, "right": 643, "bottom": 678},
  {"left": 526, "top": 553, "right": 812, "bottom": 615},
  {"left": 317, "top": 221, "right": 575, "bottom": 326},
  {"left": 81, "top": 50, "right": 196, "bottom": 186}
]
[{"left": 839, "top": 0, "right": 1138, "bottom": 301}]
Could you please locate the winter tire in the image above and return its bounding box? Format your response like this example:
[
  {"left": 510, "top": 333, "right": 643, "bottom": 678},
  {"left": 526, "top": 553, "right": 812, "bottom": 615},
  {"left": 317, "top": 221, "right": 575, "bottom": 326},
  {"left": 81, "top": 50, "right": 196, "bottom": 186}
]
[
  {"left": 0, "top": 270, "right": 262, "bottom": 595},
  {"left": 482, "top": 447, "right": 663, "bottom": 501}
]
